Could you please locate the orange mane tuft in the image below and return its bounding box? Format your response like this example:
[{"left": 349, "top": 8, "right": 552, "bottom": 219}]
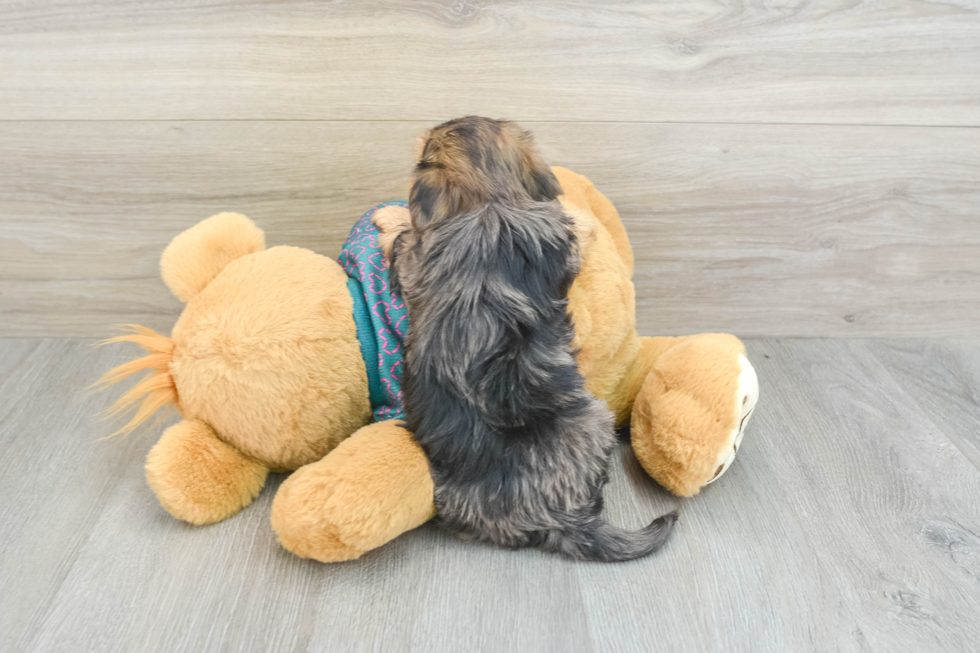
[{"left": 94, "top": 325, "right": 178, "bottom": 437}]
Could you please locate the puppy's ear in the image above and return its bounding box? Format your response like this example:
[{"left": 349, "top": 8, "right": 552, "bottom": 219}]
[
  {"left": 523, "top": 159, "right": 562, "bottom": 202},
  {"left": 410, "top": 176, "right": 439, "bottom": 228},
  {"left": 413, "top": 127, "right": 474, "bottom": 227},
  {"left": 413, "top": 130, "right": 431, "bottom": 162},
  {"left": 517, "top": 135, "right": 562, "bottom": 202},
  {"left": 411, "top": 174, "right": 466, "bottom": 229},
  {"left": 411, "top": 133, "right": 486, "bottom": 228}
]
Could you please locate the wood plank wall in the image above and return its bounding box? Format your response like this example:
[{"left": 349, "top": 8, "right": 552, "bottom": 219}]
[{"left": 1, "top": 1, "right": 979, "bottom": 337}]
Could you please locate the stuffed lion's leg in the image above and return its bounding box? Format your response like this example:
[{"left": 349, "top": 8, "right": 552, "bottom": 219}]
[
  {"left": 146, "top": 419, "right": 268, "bottom": 525},
  {"left": 271, "top": 420, "right": 436, "bottom": 562},
  {"left": 630, "top": 334, "right": 759, "bottom": 497}
]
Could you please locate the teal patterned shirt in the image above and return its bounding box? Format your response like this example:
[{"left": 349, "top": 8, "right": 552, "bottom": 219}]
[{"left": 338, "top": 201, "right": 409, "bottom": 422}]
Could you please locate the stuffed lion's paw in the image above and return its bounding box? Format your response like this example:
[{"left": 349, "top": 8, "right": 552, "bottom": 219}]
[
  {"left": 631, "top": 334, "right": 759, "bottom": 497},
  {"left": 371, "top": 205, "right": 412, "bottom": 259},
  {"left": 146, "top": 419, "right": 268, "bottom": 525},
  {"left": 271, "top": 420, "right": 436, "bottom": 562}
]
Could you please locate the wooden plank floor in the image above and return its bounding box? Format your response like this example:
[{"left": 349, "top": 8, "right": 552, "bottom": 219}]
[{"left": 2, "top": 337, "right": 979, "bottom": 652}]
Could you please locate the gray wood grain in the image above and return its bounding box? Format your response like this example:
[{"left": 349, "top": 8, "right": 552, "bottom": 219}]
[
  {"left": 571, "top": 338, "right": 980, "bottom": 652},
  {"left": 2, "top": 121, "right": 978, "bottom": 338},
  {"left": 0, "top": 340, "right": 160, "bottom": 652},
  {"left": 2, "top": 1, "right": 979, "bottom": 125},
  {"left": 3, "top": 338, "right": 980, "bottom": 652},
  {"left": 865, "top": 340, "right": 980, "bottom": 473}
]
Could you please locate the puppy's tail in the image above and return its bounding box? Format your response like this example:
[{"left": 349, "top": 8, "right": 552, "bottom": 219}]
[{"left": 550, "top": 511, "right": 678, "bottom": 562}]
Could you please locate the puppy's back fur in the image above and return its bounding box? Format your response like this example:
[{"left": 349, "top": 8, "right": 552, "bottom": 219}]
[{"left": 394, "top": 117, "right": 676, "bottom": 561}]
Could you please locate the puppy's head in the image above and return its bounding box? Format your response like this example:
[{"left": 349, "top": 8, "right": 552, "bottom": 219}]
[{"left": 410, "top": 116, "right": 561, "bottom": 228}]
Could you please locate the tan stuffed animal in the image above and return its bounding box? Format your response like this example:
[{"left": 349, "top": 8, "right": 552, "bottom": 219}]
[{"left": 99, "top": 168, "right": 758, "bottom": 561}]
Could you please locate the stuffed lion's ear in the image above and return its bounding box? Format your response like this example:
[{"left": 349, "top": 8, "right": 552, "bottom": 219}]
[{"left": 160, "top": 213, "right": 266, "bottom": 302}]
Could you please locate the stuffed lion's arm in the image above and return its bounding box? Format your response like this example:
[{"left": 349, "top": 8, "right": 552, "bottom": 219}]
[
  {"left": 270, "top": 205, "right": 437, "bottom": 562},
  {"left": 271, "top": 420, "right": 436, "bottom": 562},
  {"left": 630, "top": 334, "right": 759, "bottom": 497},
  {"left": 372, "top": 204, "right": 412, "bottom": 259},
  {"left": 147, "top": 419, "right": 268, "bottom": 525}
]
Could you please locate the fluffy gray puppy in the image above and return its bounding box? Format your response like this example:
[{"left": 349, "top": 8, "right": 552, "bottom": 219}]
[{"left": 386, "top": 116, "right": 677, "bottom": 561}]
